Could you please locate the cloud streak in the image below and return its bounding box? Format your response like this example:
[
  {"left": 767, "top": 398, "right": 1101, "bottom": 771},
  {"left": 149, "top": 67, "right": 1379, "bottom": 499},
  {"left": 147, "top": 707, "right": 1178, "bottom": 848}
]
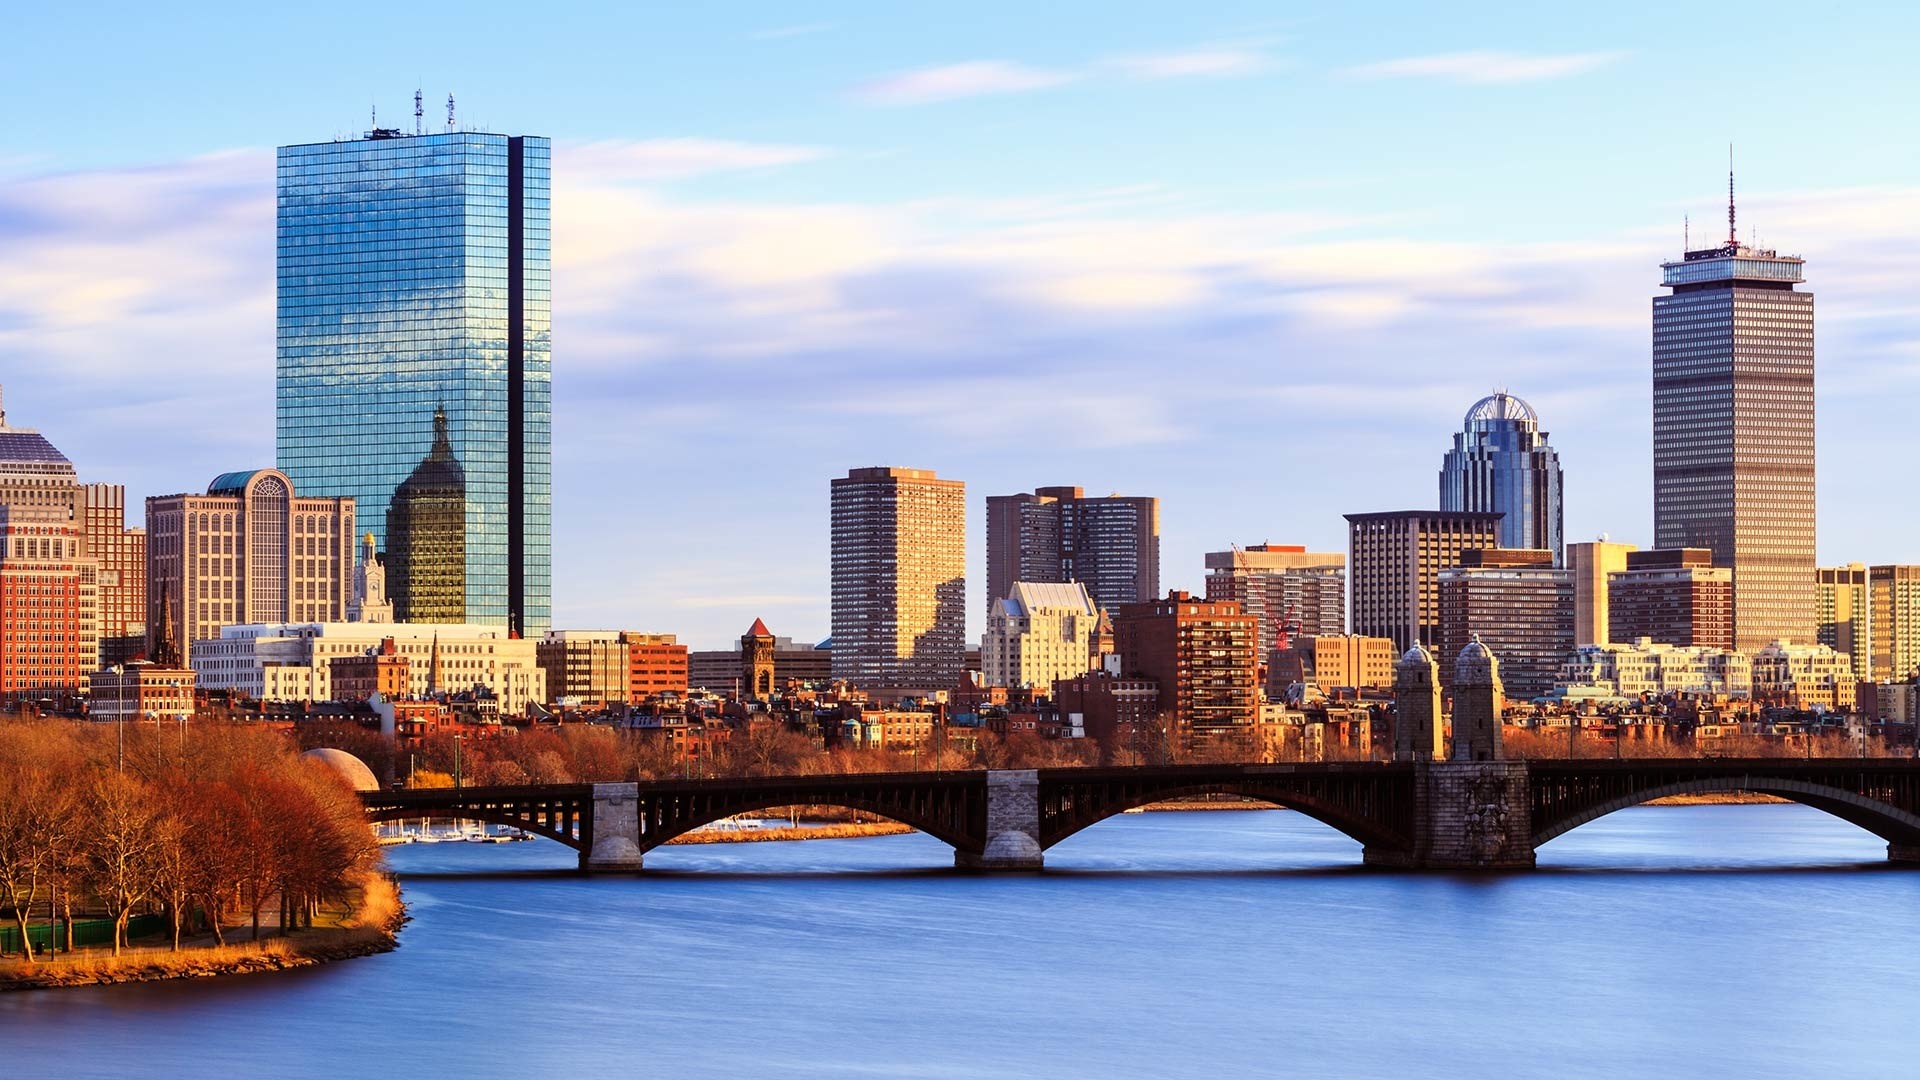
[
  {"left": 1347, "top": 49, "right": 1627, "bottom": 84},
  {"left": 854, "top": 61, "right": 1077, "bottom": 105}
]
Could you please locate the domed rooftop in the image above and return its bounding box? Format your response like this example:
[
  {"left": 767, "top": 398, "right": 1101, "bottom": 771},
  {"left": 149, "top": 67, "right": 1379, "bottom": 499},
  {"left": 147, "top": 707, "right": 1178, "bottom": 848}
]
[
  {"left": 1458, "top": 633, "right": 1495, "bottom": 661},
  {"left": 301, "top": 747, "right": 379, "bottom": 792},
  {"left": 1464, "top": 391, "right": 1538, "bottom": 427},
  {"left": 1400, "top": 643, "right": 1434, "bottom": 664}
]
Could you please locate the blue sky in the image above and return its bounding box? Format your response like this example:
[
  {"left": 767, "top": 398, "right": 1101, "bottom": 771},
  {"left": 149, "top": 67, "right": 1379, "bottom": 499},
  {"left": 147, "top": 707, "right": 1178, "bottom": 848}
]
[{"left": 5, "top": 2, "right": 1919, "bottom": 648}]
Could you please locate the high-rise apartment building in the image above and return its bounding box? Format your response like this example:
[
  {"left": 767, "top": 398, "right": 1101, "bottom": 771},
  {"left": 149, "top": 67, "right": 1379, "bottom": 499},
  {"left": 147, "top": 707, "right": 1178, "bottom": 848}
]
[
  {"left": 0, "top": 390, "right": 95, "bottom": 702},
  {"left": 1816, "top": 564, "right": 1869, "bottom": 682},
  {"left": 1345, "top": 510, "right": 1502, "bottom": 653},
  {"left": 83, "top": 483, "right": 146, "bottom": 665},
  {"left": 1608, "top": 548, "right": 1734, "bottom": 650},
  {"left": 1437, "top": 549, "right": 1572, "bottom": 701},
  {"left": 1653, "top": 181, "right": 1814, "bottom": 651},
  {"left": 146, "top": 469, "right": 355, "bottom": 664},
  {"left": 830, "top": 467, "right": 966, "bottom": 689},
  {"left": 1269, "top": 634, "right": 1397, "bottom": 697},
  {"left": 1566, "top": 539, "right": 1636, "bottom": 647},
  {"left": 1869, "top": 565, "right": 1920, "bottom": 680},
  {"left": 1439, "top": 392, "right": 1564, "bottom": 563},
  {"left": 276, "top": 128, "right": 551, "bottom": 635},
  {"left": 1112, "top": 591, "right": 1258, "bottom": 749},
  {"left": 985, "top": 486, "right": 1159, "bottom": 614},
  {"left": 1203, "top": 544, "right": 1346, "bottom": 652}
]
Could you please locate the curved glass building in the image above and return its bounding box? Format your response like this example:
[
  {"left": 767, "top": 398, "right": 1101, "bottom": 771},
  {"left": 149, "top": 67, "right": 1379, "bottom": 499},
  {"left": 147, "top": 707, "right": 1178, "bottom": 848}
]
[{"left": 1439, "top": 392, "right": 1563, "bottom": 563}]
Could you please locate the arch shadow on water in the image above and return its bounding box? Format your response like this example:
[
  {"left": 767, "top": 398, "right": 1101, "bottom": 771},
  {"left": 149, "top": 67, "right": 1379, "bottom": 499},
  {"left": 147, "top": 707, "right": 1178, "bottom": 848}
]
[{"left": 1531, "top": 774, "right": 1920, "bottom": 852}]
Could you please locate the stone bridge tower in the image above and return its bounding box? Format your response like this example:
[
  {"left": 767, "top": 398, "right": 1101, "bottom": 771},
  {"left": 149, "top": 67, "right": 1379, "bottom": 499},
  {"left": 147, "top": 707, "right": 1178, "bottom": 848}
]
[
  {"left": 1451, "top": 634, "right": 1504, "bottom": 762},
  {"left": 1393, "top": 644, "right": 1444, "bottom": 761}
]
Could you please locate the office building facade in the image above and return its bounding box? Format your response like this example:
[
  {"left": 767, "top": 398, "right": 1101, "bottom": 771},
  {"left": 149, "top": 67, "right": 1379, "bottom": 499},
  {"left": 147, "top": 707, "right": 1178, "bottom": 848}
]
[
  {"left": 1815, "top": 564, "right": 1869, "bottom": 682},
  {"left": 1608, "top": 548, "right": 1734, "bottom": 650},
  {"left": 1439, "top": 392, "right": 1564, "bottom": 562},
  {"left": 276, "top": 129, "right": 551, "bottom": 635},
  {"left": 1346, "top": 510, "right": 1502, "bottom": 653},
  {"left": 1437, "top": 550, "right": 1572, "bottom": 701},
  {"left": 985, "top": 486, "right": 1159, "bottom": 614},
  {"left": 1869, "top": 565, "right": 1920, "bottom": 681},
  {"left": 83, "top": 484, "right": 146, "bottom": 665},
  {"left": 0, "top": 390, "right": 96, "bottom": 701},
  {"left": 1567, "top": 539, "right": 1636, "bottom": 647},
  {"left": 1653, "top": 197, "right": 1814, "bottom": 650},
  {"left": 1202, "top": 544, "right": 1346, "bottom": 652},
  {"left": 147, "top": 469, "right": 355, "bottom": 664},
  {"left": 830, "top": 467, "right": 966, "bottom": 689}
]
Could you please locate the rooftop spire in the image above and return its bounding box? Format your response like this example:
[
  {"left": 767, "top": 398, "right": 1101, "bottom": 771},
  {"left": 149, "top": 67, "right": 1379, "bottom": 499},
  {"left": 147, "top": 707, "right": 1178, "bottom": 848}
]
[{"left": 1727, "top": 143, "right": 1736, "bottom": 247}]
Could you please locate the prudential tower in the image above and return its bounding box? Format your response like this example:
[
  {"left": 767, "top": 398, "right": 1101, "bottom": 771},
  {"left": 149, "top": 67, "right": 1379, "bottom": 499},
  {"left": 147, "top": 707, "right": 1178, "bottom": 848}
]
[{"left": 1653, "top": 169, "right": 1814, "bottom": 652}]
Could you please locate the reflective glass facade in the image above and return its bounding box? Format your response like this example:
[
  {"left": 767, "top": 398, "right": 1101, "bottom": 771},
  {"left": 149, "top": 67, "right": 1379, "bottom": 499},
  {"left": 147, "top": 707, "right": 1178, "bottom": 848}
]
[
  {"left": 1438, "top": 392, "right": 1564, "bottom": 563},
  {"left": 276, "top": 132, "right": 551, "bottom": 636},
  {"left": 1654, "top": 242, "right": 1813, "bottom": 651}
]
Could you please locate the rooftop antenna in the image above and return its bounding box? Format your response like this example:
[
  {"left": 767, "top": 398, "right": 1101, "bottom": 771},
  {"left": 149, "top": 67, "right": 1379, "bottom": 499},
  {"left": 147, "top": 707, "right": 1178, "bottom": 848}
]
[
  {"left": 1726, "top": 143, "right": 1736, "bottom": 247},
  {"left": 414, "top": 88, "right": 423, "bottom": 136},
  {"left": 446, "top": 93, "right": 456, "bottom": 132},
  {"left": 371, "top": 101, "right": 378, "bottom": 131},
  {"left": 1684, "top": 213, "right": 1690, "bottom": 251}
]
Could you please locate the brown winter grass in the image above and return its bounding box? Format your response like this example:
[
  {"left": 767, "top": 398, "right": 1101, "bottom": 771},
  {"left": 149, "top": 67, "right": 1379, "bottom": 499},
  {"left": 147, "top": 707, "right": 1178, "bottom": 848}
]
[
  {"left": 1, "top": 873, "right": 404, "bottom": 992},
  {"left": 667, "top": 822, "right": 915, "bottom": 845}
]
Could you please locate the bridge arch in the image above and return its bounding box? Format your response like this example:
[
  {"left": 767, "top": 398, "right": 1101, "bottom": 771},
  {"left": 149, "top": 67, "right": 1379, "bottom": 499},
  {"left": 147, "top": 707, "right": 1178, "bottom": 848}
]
[
  {"left": 365, "top": 805, "right": 584, "bottom": 852},
  {"left": 1532, "top": 775, "right": 1920, "bottom": 849},
  {"left": 636, "top": 793, "right": 978, "bottom": 855},
  {"left": 1038, "top": 777, "right": 1413, "bottom": 855}
]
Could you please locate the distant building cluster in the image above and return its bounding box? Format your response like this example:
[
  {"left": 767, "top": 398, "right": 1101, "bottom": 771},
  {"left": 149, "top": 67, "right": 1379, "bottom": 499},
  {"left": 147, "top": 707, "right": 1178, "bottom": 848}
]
[{"left": 7, "top": 136, "right": 1919, "bottom": 763}]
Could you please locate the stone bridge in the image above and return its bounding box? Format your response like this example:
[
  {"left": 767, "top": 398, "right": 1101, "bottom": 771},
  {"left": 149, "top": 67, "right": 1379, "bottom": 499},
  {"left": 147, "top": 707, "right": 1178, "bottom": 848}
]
[{"left": 359, "top": 758, "right": 1920, "bottom": 872}]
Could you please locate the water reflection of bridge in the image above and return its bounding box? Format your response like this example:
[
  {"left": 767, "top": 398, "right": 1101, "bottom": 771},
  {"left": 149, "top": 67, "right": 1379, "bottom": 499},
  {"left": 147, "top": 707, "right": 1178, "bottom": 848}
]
[{"left": 361, "top": 759, "right": 1920, "bottom": 872}]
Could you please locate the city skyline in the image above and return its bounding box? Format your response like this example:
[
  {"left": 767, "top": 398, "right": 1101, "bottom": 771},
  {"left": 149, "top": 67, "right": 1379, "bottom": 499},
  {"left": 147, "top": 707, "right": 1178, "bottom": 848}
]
[{"left": 7, "top": 5, "right": 1920, "bottom": 649}]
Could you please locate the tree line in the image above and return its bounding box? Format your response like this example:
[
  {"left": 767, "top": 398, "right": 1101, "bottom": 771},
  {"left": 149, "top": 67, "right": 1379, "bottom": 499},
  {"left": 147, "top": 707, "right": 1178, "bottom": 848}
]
[{"left": 0, "top": 717, "right": 379, "bottom": 962}]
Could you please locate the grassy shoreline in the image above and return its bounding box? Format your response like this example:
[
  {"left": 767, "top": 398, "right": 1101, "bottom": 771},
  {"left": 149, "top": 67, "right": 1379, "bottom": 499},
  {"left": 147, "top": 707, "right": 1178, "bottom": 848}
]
[{"left": 0, "top": 873, "right": 405, "bottom": 993}]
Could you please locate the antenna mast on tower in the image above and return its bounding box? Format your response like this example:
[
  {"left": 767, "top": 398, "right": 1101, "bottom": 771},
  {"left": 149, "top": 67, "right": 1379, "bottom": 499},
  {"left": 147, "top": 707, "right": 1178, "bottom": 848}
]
[
  {"left": 446, "top": 94, "right": 456, "bottom": 132},
  {"left": 414, "top": 88, "right": 423, "bottom": 135},
  {"left": 1727, "top": 143, "right": 1737, "bottom": 247}
]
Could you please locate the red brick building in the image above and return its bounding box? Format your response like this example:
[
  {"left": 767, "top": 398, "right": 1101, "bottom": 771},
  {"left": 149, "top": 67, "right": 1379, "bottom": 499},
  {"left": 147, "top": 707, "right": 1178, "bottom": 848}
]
[
  {"left": 330, "top": 637, "right": 411, "bottom": 702},
  {"left": 1111, "top": 591, "right": 1258, "bottom": 751},
  {"left": 1052, "top": 671, "right": 1160, "bottom": 750},
  {"left": 0, "top": 515, "right": 90, "bottom": 704}
]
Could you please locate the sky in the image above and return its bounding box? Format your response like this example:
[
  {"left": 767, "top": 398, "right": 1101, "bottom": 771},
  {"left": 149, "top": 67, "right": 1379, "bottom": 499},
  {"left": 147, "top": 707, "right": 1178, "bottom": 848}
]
[{"left": 4, "top": 2, "right": 1920, "bottom": 649}]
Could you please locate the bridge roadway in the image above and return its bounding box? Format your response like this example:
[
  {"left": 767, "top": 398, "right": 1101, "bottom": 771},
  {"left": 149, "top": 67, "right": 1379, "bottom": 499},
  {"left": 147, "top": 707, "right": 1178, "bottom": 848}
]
[{"left": 360, "top": 758, "right": 1920, "bottom": 872}]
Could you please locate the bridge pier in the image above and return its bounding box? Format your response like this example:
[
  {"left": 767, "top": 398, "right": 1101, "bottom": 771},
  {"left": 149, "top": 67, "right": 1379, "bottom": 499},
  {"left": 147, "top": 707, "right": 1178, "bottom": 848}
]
[
  {"left": 585, "top": 782, "right": 645, "bottom": 873},
  {"left": 1890, "top": 843, "right": 1920, "bottom": 865},
  {"left": 956, "top": 769, "right": 1044, "bottom": 871},
  {"left": 1405, "top": 761, "right": 1535, "bottom": 871}
]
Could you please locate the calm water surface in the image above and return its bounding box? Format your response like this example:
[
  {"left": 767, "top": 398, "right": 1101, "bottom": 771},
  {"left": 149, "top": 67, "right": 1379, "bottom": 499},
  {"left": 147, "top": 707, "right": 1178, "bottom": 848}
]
[{"left": 4, "top": 805, "right": 1918, "bottom": 1079}]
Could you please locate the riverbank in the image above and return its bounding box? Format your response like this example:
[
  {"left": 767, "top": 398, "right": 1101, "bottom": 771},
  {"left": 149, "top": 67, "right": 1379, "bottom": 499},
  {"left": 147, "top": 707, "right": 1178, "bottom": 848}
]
[{"left": 0, "top": 873, "right": 405, "bottom": 993}]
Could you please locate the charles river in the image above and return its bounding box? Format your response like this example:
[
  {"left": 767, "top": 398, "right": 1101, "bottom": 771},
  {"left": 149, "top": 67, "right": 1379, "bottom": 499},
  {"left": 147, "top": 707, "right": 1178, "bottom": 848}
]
[{"left": 5, "top": 806, "right": 1918, "bottom": 1079}]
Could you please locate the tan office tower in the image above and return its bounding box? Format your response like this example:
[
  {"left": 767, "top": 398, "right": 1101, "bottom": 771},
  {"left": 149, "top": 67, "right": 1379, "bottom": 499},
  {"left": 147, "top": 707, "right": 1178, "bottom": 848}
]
[
  {"left": 1345, "top": 510, "right": 1501, "bottom": 653},
  {"left": 1869, "top": 565, "right": 1920, "bottom": 680},
  {"left": 830, "top": 467, "right": 966, "bottom": 690},
  {"left": 1816, "top": 564, "right": 1869, "bottom": 681},
  {"left": 1567, "top": 540, "right": 1635, "bottom": 646},
  {"left": 1653, "top": 175, "right": 1815, "bottom": 650},
  {"left": 985, "top": 486, "right": 1159, "bottom": 614},
  {"left": 147, "top": 468, "right": 355, "bottom": 664},
  {"left": 83, "top": 483, "right": 147, "bottom": 665},
  {"left": 1203, "top": 544, "right": 1346, "bottom": 651}
]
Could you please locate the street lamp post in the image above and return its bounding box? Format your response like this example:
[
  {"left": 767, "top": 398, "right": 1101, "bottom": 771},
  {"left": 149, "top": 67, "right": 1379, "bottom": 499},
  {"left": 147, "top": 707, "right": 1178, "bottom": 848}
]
[
  {"left": 453, "top": 733, "right": 463, "bottom": 791},
  {"left": 113, "top": 664, "right": 125, "bottom": 773}
]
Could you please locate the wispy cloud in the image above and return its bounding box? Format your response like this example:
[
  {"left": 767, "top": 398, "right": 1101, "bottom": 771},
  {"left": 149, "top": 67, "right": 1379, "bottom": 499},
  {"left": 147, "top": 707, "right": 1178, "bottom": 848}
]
[
  {"left": 1347, "top": 49, "right": 1626, "bottom": 84},
  {"left": 854, "top": 60, "right": 1078, "bottom": 105},
  {"left": 563, "top": 138, "right": 828, "bottom": 182},
  {"left": 854, "top": 46, "right": 1277, "bottom": 105},
  {"left": 1107, "top": 49, "right": 1270, "bottom": 80}
]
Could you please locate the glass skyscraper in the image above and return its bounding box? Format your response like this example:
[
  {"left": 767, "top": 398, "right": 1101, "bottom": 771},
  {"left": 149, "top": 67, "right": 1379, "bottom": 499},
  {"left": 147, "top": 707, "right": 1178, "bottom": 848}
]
[
  {"left": 276, "top": 129, "right": 551, "bottom": 636},
  {"left": 1653, "top": 198, "right": 1813, "bottom": 652},
  {"left": 1438, "top": 392, "right": 1564, "bottom": 563}
]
